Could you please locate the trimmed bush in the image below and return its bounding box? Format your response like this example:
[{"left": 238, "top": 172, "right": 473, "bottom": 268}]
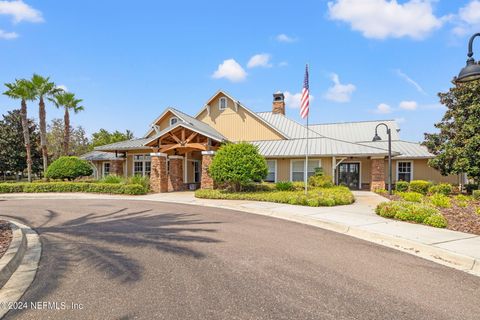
[
  {"left": 429, "top": 193, "right": 451, "bottom": 208},
  {"left": 473, "top": 190, "right": 480, "bottom": 200},
  {"left": 195, "top": 186, "right": 354, "bottom": 207},
  {"left": 395, "top": 181, "right": 409, "bottom": 192},
  {"left": 46, "top": 156, "right": 93, "bottom": 180},
  {"left": 397, "top": 192, "right": 423, "bottom": 203},
  {"left": 0, "top": 182, "right": 147, "bottom": 195},
  {"left": 428, "top": 183, "right": 453, "bottom": 196},
  {"left": 308, "top": 175, "right": 334, "bottom": 188},
  {"left": 275, "top": 181, "right": 294, "bottom": 191},
  {"left": 375, "top": 201, "right": 446, "bottom": 228},
  {"left": 409, "top": 180, "right": 432, "bottom": 195}
]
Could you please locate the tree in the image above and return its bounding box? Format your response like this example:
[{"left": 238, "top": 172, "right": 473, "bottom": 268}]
[
  {"left": 47, "top": 118, "right": 90, "bottom": 162},
  {"left": 48, "top": 92, "right": 84, "bottom": 156},
  {"left": 208, "top": 142, "right": 268, "bottom": 191},
  {"left": 46, "top": 156, "right": 93, "bottom": 180},
  {"left": 0, "top": 110, "right": 42, "bottom": 179},
  {"left": 424, "top": 80, "right": 480, "bottom": 184},
  {"left": 31, "top": 74, "right": 62, "bottom": 176},
  {"left": 90, "top": 129, "right": 134, "bottom": 150},
  {"left": 3, "top": 79, "right": 36, "bottom": 182}
]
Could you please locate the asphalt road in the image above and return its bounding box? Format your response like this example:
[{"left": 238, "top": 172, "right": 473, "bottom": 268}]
[{"left": 0, "top": 199, "right": 479, "bottom": 320}]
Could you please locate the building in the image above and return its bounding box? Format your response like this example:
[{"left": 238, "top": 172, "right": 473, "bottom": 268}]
[{"left": 81, "top": 90, "right": 462, "bottom": 192}]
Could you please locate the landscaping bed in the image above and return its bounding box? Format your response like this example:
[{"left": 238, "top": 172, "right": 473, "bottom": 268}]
[
  {"left": 0, "top": 221, "right": 12, "bottom": 259},
  {"left": 0, "top": 181, "right": 148, "bottom": 195}
]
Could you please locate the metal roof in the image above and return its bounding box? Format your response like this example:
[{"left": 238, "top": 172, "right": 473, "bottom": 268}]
[
  {"left": 308, "top": 120, "right": 400, "bottom": 142},
  {"left": 80, "top": 151, "right": 122, "bottom": 161},
  {"left": 359, "top": 140, "right": 433, "bottom": 159},
  {"left": 251, "top": 137, "right": 398, "bottom": 158},
  {"left": 169, "top": 107, "right": 227, "bottom": 141},
  {"left": 94, "top": 138, "right": 151, "bottom": 151},
  {"left": 256, "top": 112, "right": 322, "bottom": 139}
]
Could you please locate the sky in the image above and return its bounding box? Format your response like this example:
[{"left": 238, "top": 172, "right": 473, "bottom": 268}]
[{"left": 0, "top": 0, "right": 479, "bottom": 142}]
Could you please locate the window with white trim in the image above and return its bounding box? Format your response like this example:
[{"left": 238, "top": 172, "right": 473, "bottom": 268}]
[
  {"left": 219, "top": 97, "right": 227, "bottom": 110},
  {"left": 265, "top": 160, "right": 276, "bottom": 182},
  {"left": 169, "top": 117, "right": 178, "bottom": 126},
  {"left": 133, "top": 154, "right": 152, "bottom": 177},
  {"left": 291, "top": 160, "right": 320, "bottom": 182},
  {"left": 103, "top": 162, "right": 110, "bottom": 177},
  {"left": 397, "top": 161, "right": 412, "bottom": 182}
]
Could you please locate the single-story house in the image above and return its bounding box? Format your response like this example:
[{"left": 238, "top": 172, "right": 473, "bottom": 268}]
[{"left": 82, "top": 90, "right": 464, "bottom": 192}]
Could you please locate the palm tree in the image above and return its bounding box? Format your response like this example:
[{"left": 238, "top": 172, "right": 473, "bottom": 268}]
[
  {"left": 31, "top": 74, "right": 62, "bottom": 177},
  {"left": 3, "top": 79, "right": 36, "bottom": 182},
  {"left": 49, "top": 92, "right": 84, "bottom": 155}
]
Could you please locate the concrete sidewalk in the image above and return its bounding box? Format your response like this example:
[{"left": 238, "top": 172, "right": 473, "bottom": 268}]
[{"left": 1, "top": 191, "right": 479, "bottom": 276}]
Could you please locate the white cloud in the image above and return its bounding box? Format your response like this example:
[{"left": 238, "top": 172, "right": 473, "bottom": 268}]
[
  {"left": 374, "top": 103, "right": 392, "bottom": 114},
  {"left": 276, "top": 34, "right": 296, "bottom": 43},
  {"left": 247, "top": 53, "right": 272, "bottom": 68},
  {"left": 56, "top": 84, "right": 68, "bottom": 92},
  {"left": 327, "top": 0, "right": 444, "bottom": 40},
  {"left": 0, "top": 0, "right": 44, "bottom": 23},
  {"left": 284, "top": 91, "right": 314, "bottom": 109},
  {"left": 395, "top": 69, "right": 427, "bottom": 95},
  {"left": 0, "top": 29, "right": 17, "bottom": 39},
  {"left": 212, "top": 59, "right": 247, "bottom": 82},
  {"left": 323, "top": 73, "right": 356, "bottom": 103},
  {"left": 459, "top": 1, "right": 480, "bottom": 25},
  {"left": 399, "top": 100, "right": 417, "bottom": 110}
]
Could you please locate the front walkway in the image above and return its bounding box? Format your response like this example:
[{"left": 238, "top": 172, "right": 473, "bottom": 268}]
[{"left": 1, "top": 191, "right": 479, "bottom": 276}]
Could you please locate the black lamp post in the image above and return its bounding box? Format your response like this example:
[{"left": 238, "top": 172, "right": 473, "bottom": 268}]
[
  {"left": 455, "top": 33, "right": 480, "bottom": 83},
  {"left": 373, "top": 123, "right": 392, "bottom": 195}
]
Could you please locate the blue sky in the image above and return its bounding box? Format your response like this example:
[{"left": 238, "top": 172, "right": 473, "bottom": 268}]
[{"left": 0, "top": 0, "right": 479, "bottom": 141}]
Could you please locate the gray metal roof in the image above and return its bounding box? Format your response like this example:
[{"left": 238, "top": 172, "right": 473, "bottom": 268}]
[
  {"left": 308, "top": 120, "right": 400, "bottom": 142},
  {"left": 251, "top": 137, "right": 398, "bottom": 158},
  {"left": 169, "top": 107, "right": 227, "bottom": 141},
  {"left": 256, "top": 112, "right": 322, "bottom": 139},
  {"left": 359, "top": 140, "right": 433, "bottom": 159},
  {"left": 80, "top": 151, "right": 122, "bottom": 161},
  {"left": 94, "top": 138, "right": 151, "bottom": 151}
]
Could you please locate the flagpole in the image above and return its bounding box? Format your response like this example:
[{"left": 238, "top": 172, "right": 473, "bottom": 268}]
[{"left": 304, "top": 64, "right": 309, "bottom": 195}]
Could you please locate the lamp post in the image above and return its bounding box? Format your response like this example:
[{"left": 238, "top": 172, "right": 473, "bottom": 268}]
[
  {"left": 372, "top": 123, "right": 392, "bottom": 195},
  {"left": 455, "top": 33, "right": 480, "bottom": 83}
]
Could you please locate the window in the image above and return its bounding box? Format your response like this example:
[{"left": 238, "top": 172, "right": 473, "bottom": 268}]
[
  {"left": 265, "top": 160, "right": 276, "bottom": 182},
  {"left": 291, "top": 160, "right": 319, "bottom": 182},
  {"left": 193, "top": 161, "right": 200, "bottom": 183},
  {"left": 219, "top": 97, "right": 227, "bottom": 110},
  {"left": 397, "top": 161, "right": 412, "bottom": 182},
  {"left": 133, "top": 154, "right": 152, "bottom": 177},
  {"left": 103, "top": 162, "right": 110, "bottom": 177},
  {"left": 169, "top": 117, "right": 178, "bottom": 126}
]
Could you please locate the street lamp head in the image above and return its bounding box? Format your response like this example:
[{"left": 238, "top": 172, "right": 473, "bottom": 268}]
[
  {"left": 456, "top": 58, "right": 480, "bottom": 83},
  {"left": 372, "top": 133, "right": 382, "bottom": 142}
]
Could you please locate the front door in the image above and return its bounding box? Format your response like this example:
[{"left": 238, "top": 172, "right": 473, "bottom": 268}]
[{"left": 337, "top": 163, "right": 360, "bottom": 190}]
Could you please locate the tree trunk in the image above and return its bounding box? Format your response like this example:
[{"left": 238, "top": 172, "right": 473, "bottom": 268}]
[
  {"left": 63, "top": 108, "right": 70, "bottom": 156},
  {"left": 20, "top": 99, "right": 32, "bottom": 182},
  {"left": 39, "top": 96, "right": 48, "bottom": 176}
]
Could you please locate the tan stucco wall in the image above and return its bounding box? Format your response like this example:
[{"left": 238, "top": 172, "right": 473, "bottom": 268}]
[
  {"left": 196, "top": 94, "right": 284, "bottom": 142},
  {"left": 384, "top": 159, "right": 461, "bottom": 184},
  {"left": 271, "top": 157, "right": 332, "bottom": 182}
]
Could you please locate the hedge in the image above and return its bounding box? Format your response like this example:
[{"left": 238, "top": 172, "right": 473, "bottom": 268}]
[
  {"left": 376, "top": 201, "right": 447, "bottom": 228},
  {"left": 0, "top": 182, "right": 147, "bottom": 195},
  {"left": 195, "top": 186, "right": 354, "bottom": 207},
  {"left": 408, "top": 180, "right": 432, "bottom": 195}
]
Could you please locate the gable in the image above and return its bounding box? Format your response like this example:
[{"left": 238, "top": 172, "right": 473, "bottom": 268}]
[{"left": 196, "top": 92, "right": 285, "bottom": 142}]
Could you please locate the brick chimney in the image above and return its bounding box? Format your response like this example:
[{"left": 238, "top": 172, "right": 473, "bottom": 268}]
[{"left": 272, "top": 92, "right": 285, "bottom": 115}]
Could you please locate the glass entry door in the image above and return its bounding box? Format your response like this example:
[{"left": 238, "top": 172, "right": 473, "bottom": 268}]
[{"left": 337, "top": 163, "right": 360, "bottom": 190}]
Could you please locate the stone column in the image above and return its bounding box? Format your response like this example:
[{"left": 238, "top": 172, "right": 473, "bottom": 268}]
[
  {"left": 111, "top": 159, "right": 124, "bottom": 176},
  {"left": 168, "top": 155, "right": 184, "bottom": 192},
  {"left": 201, "top": 151, "right": 215, "bottom": 189},
  {"left": 370, "top": 157, "right": 386, "bottom": 191},
  {"left": 150, "top": 153, "right": 168, "bottom": 193}
]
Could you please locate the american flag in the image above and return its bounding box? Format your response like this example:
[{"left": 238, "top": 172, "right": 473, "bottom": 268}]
[{"left": 300, "top": 64, "right": 309, "bottom": 119}]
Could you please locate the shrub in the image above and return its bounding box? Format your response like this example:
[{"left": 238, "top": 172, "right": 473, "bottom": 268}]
[
  {"left": 46, "top": 156, "right": 93, "bottom": 180},
  {"left": 429, "top": 193, "right": 452, "bottom": 208},
  {"left": 209, "top": 142, "right": 268, "bottom": 192},
  {"left": 292, "top": 182, "right": 306, "bottom": 191},
  {"left": 476, "top": 208, "right": 480, "bottom": 215},
  {"left": 375, "top": 201, "right": 445, "bottom": 227},
  {"left": 454, "top": 194, "right": 471, "bottom": 207},
  {"left": 100, "top": 175, "right": 124, "bottom": 184},
  {"left": 409, "top": 180, "right": 432, "bottom": 195},
  {"left": 0, "top": 182, "right": 147, "bottom": 195},
  {"left": 473, "top": 190, "right": 480, "bottom": 200},
  {"left": 0, "top": 183, "right": 26, "bottom": 193},
  {"left": 429, "top": 183, "right": 453, "bottom": 196},
  {"left": 275, "top": 181, "right": 294, "bottom": 191},
  {"left": 395, "top": 181, "right": 409, "bottom": 192},
  {"left": 308, "top": 175, "right": 334, "bottom": 188},
  {"left": 374, "top": 188, "right": 388, "bottom": 195},
  {"left": 127, "top": 175, "right": 150, "bottom": 190},
  {"left": 465, "top": 184, "right": 479, "bottom": 194},
  {"left": 397, "top": 192, "right": 423, "bottom": 203},
  {"left": 424, "top": 214, "right": 448, "bottom": 228}
]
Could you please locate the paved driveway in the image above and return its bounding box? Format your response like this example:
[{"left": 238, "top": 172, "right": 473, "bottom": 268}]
[{"left": 0, "top": 199, "right": 479, "bottom": 320}]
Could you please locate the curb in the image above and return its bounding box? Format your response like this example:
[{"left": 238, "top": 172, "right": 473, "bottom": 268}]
[{"left": 0, "top": 220, "right": 41, "bottom": 319}]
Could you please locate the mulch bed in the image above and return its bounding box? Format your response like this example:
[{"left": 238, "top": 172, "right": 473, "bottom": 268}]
[
  {"left": 377, "top": 193, "right": 480, "bottom": 235},
  {"left": 0, "top": 221, "right": 12, "bottom": 259}
]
